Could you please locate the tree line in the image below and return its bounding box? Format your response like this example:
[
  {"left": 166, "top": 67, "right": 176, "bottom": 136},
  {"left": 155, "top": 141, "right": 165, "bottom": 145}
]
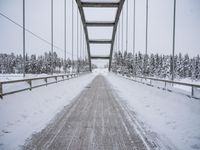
[
  {"left": 112, "top": 51, "right": 200, "bottom": 80},
  {"left": 0, "top": 52, "right": 93, "bottom": 74}
]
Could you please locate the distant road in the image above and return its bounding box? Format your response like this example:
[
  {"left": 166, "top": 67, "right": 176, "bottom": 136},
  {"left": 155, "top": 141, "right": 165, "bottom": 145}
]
[{"left": 23, "top": 75, "right": 148, "bottom": 150}]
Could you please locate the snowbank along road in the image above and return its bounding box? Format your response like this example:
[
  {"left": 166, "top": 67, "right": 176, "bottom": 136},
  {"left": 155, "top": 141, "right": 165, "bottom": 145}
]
[{"left": 23, "top": 75, "right": 150, "bottom": 150}]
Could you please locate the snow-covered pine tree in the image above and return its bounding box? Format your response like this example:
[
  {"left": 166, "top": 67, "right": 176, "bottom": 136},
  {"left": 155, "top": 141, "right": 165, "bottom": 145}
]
[
  {"left": 195, "top": 55, "right": 200, "bottom": 79},
  {"left": 126, "top": 52, "right": 133, "bottom": 74},
  {"left": 143, "top": 54, "right": 149, "bottom": 76},
  {"left": 149, "top": 54, "right": 155, "bottom": 77},
  {"left": 183, "top": 54, "right": 190, "bottom": 78}
]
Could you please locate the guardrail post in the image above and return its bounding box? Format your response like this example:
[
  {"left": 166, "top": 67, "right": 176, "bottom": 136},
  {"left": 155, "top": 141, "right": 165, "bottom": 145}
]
[
  {"left": 27, "top": 80, "right": 32, "bottom": 91},
  {"left": 44, "top": 78, "right": 47, "bottom": 86},
  {"left": 62, "top": 75, "right": 64, "bottom": 80},
  {"left": 191, "top": 86, "right": 194, "bottom": 97},
  {"left": 55, "top": 76, "right": 57, "bottom": 82},
  {"left": 0, "top": 82, "right": 3, "bottom": 99},
  {"left": 164, "top": 81, "right": 167, "bottom": 89}
]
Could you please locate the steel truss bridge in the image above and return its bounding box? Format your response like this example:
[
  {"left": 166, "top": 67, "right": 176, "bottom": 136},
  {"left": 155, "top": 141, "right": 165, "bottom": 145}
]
[
  {"left": 0, "top": 0, "right": 177, "bottom": 78},
  {"left": 75, "top": 0, "right": 125, "bottom": 71}
]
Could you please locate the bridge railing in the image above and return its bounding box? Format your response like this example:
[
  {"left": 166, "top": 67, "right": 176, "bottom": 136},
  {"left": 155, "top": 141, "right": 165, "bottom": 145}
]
[
  {"left": 0, "top": 72, "right": 87, "bottom": 99},
  {"left": 117, "top": 73, "right": 200, "bottom": 99}
]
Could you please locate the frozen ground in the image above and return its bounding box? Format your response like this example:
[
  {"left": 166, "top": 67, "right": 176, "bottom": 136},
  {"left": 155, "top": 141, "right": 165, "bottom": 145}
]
[
  {"left": 119, "top": 75, "right": 200, "bottom": 99},
  {"left": 0, "top": 69, "right": 200, "bottom": 150},
  {"left": 23, "top": 75, "right": 148, "bottom": 150},
  {"left": 105, "top": 72, "right": 200, "bottom": 150},
  {"left": 0, "top": 73, "right": 95, "bottom": 150},
  {"left": 174, "top": 78, "right": 200, "bottom": 96}
]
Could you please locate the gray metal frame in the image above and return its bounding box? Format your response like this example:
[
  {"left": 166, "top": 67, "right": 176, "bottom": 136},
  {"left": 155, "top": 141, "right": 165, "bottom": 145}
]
[
  {"left": 75, "top": 0, "right": 92, "bottom": 71},
  {"left": 118, "top": 73, "right": 200, "bottom": 99},
  {"left": 0, "top": 73, "right": 90, "bottom": 98},
  {"left": 75, "top": 0, "right": 125, "bottom": 71},
  {"left": 109, "top": 0, "right": 125, "bottom": 71}
]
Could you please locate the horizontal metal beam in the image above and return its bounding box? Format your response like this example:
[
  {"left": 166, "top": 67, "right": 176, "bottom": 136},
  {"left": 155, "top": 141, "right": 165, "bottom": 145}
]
[
  {"left": 90, "top": 56, "right": 110, "bottom": 59},
  {"left": 0, "top": 73, "right": 81, "bottom": 98},
  {"left": 89, "top": 40, "right": 112, "bottom": 44},
  {"left": 86, "top": 22, "right": 115, "bottom": 27},
  {"left": 81, "top": 2, "right": 119, "bottom": 8}
]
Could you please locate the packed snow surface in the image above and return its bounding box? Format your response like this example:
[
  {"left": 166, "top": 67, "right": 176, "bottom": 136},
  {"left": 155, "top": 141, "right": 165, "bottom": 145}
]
[
  {"left": 0, "top": 69, "right": 200, "bottom": 150},
  {"left": 0, "top": 73, "right": 95, "bottom": 150},
  {"left": 105, "top": 73, "right": 200, "bottom": 150}
]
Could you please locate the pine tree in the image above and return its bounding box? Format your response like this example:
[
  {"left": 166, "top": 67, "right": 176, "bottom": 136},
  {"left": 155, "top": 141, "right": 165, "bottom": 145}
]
[
  {"left": 149, "top": 54, "right": 155, "bottom": 77},
  {"left": 143, "top": 54, "right": 149, "bottom": 76},
  {"left": 126, "top": 52, "right": 133, "bottom": 73},
  {"left": 29, "top": 54, "right": 37, "bottom": 74},
  {"left": 112, "top": 52, "right": 118, "bottom": 72},
  {"left": 183, "top": 54, "right": 190, "bottom": 78},
  {"left": 195, "top": 55, "right": 200, "bottom": 79},
  {"left": 137, "top": 52, "right": 143, "bottom": 76}
]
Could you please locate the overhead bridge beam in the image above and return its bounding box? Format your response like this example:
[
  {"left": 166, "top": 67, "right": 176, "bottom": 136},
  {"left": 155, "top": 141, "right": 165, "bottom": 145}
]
[
  {"left": 91, "top": 56, "right": 110, "bottom": 59},
  {"left": 86, "top": 22, "right": 115, "bottom": 27},
  {"left": 75, "top": 0, "right": 125, "bottom": 72},
  {"left": 81, "top": 2, "right": 119, "bottom": 8},
  {"left": 89, "top": 40, "right": 112, "bottom": 44}
]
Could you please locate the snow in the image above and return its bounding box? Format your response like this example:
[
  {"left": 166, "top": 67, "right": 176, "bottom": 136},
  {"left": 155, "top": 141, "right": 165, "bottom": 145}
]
[
  {"left": 105, "top": 73, "right": 200, "bottom": 150},
  {"left": 174, "top": 79, "right": 200, "bottom": 97},
  {"left": 1, "top": 69, "right": 200, "bottom": 150},
  {"left": 120, "top": 75, "right": 200, "bottom": 99},
  {"left": 92, "top": 68, "right": 108, "bottom": 75},
  {"left": 0, "top": 73, "right": 77, "bottom": 95},
  {"left": 0, "top": 73, "right": 95, "bottom": 150},
  {"left": 0, "top": 74, "right": 53, "bottom": 82}
]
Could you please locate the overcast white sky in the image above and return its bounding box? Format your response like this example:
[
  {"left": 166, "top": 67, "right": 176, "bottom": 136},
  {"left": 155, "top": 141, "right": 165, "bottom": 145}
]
[{"left": 0, "top": 0, "right": 200, "bottom": 67}]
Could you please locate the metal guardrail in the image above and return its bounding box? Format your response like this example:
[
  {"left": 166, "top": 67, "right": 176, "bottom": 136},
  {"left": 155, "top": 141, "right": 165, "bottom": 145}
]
[
  {"left": 118, "top": 73, "right": 200, "bottom": 99},
  {"left": 0, "top": 73, "right": 87, "bottom": 98}
]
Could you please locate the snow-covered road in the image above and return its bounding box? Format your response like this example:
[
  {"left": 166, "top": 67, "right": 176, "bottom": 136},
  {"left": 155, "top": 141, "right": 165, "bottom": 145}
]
[
  {"left": 105, "top": 73, "right": 200, "bottom": 150},
  {"left": 0, "top": 69, "right": 200, "bottom": 150},
  {"left": 0, "top": 73, "right": 96, "bottom": 150},
  {"left": 23, "top": 75, "right": 149, "bottom": 150}
]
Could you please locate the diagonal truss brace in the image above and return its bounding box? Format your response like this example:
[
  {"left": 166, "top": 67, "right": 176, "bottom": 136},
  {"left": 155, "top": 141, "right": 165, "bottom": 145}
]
[
  {"left": 109, "top": 0, "right": 125, "bottom": 71},
  {"left": 75, "top": 0, "right": 92, "bottom": 71}
]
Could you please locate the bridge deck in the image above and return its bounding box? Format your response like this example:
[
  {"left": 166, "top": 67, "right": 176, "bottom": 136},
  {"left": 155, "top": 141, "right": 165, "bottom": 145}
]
[{"left": 23, "top": 75, "right": 147, "bottom": 150}]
